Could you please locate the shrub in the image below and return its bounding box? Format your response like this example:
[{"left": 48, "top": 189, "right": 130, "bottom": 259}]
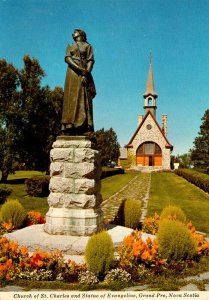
[
  {"left": 175, "top": 168, "right": 209, "bottom": 193},
  {"left": 157, "top": 219, "right": 197, "bottom": 261},
  {"left": 101, "top": 168, "right": 124, "bottom": 179},
  {"left": 19, "top": 269, "right": 54, "bottom": 281},
  {"left": 104, "top": 268, "right": 131, "bottom": 284},
  {"left": 0, "top": 185, "right": 12, "bottom": 204},
  {"left": 84, "top": 230, "right": 115, "bottom": 278},
  {"left": 124, "top": 199, "right": 141, "bottom": 229},
  {"left": 0, "top": 199, "right": 26, "bottom": 229},
  {"left": 25, "top": 175, "right": 50, "bottom": 197},
  {"left": 160, "top": 205, "right": 187, "bottom": 223},
  {"left": 118, "top": 230, "right": 160, "bottom": 269}
]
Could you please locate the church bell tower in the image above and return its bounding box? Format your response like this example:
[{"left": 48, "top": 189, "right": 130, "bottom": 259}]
[{"left": 143, "top": 54, "right": 158, "bottom": 117}]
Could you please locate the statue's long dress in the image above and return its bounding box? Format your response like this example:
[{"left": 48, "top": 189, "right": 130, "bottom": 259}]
[{"left": 61, "top": 42, "right": 96, "bottom": 133}]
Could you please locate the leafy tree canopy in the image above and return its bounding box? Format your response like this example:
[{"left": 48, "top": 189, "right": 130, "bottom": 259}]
[
  {"left": 0, "top": 56, "right": 63, "bottom": 181},
  {"left": 93, "top": 128, "right": 120, "bottom": 166}
]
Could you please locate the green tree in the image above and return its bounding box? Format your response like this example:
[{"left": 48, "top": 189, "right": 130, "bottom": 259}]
[
  {"left": 93, "top": 127, "right": 120, "bottom": 166},
  {"left": 0, "top": 56, "right": 63, "bottom": 181},
  {"left": 191, "top": 109, "right": 209, "bottom": 168},
  {"left": 174, "top": 152, "right": 192, "bottom": 168},
  {"left": 0, "top": 59, "right": 20, "bottom": 182},
  {"left": 18, "top": 55, "right": 63, "bottom": 171}
]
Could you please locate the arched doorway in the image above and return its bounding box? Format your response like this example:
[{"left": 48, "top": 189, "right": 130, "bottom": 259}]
[{"left": 136, "top": 142, "right": 162, "bottom": 167}]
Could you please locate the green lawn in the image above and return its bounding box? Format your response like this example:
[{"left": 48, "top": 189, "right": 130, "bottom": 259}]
[
  {"left": 2, "top": 171, "right": 209, "bottom": 234},
  {"left": 148, "top": 172, "right": 209, "bottom": 233},
  {"left": 0, "top": 171, "right": 137, "bottom": 215},
  {"left": 0, "top": 171, "right": 48, "bottom": 216},
  {"left": 101, "top": 172, "right": 137, "bottom": 200}
]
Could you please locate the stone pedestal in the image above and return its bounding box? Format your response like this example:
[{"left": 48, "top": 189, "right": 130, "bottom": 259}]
[{"left": 44, "top": 136, "right": 103, "bottom": 236}]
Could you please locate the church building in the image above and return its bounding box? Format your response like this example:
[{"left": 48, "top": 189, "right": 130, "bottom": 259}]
[{"left": 124, "top": 57, "right": 173, "bottom": 170}]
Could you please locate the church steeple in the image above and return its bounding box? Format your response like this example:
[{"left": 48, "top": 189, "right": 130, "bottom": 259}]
[{"left": 143, "top": 53, "right": 158, "bottom": 117}]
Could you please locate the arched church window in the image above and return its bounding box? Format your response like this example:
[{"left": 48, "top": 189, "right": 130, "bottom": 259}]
[
  {"left": 155, "top": 144, "right": 162, "bottom": 154},
  {"left": 136, "top": 142, "right": 162, "bottom": 155},
  {"left": 145, "top": 142, "right": 154, "bottom": 154},
  {"left": 137, "top": 144, "right": 143, "bottom": 155}
]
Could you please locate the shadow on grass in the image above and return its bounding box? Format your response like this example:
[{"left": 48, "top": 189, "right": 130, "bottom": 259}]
[{"left": 3, "top": 178, "right": 27, "bottom": 185}]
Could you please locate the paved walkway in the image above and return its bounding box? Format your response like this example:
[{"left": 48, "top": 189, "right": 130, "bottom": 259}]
[{"left": 101, "top": 173, "right": 151, "bottom": 222}]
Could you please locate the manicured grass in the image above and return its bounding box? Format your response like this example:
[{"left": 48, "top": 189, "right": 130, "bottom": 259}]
[
  {"left": 148, "top": 172, "right": 209, "bottom": 233},
  {"left": 1, "top": 171, "right": 137, "bottom": 215},
  {"left": 0, "top": 171, "right": 48, "bottom": 216},
  {"left": 101, "top": 172, "right": 137, "bottom": 200}
]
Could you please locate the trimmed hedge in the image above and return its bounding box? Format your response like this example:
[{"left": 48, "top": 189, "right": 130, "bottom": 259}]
[
  {"left": 0, "top": 185, "right": 13, "bottom": 204},
  {"left": 85, "top": 230, "right": 115, "bottom": 279},
  {"left": 160, "top": 205, "right": 187, "bottom": 223},
  {"left": 157, "top": 219, "right": 197, "bottom": 261},
  {"left": 0, "top": 199, "right": 26, "bottom": 229},
  {"left": 101, "top": 168, "right": 125, "bottom": 179},
  {"left": 124, "top": 199, "right": 141, "bottom": 229},
  {"left": 25, "top": 175, "right": 50, "bottom": 197},
  {"left": 175, "top": 168, "right": 209, "bottom": 194}
]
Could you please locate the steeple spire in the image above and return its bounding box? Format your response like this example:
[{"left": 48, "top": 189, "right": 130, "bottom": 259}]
[
  {"left": 143, "top": 54, "right": 158, "bottom": 117},
  {"left": 143, "top": 52, "right": 158, "bottom": 98}
]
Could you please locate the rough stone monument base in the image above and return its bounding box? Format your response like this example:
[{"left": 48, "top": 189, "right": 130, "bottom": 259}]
[{"left": 44, "top": 136, "right": 103, "bottom": 236}]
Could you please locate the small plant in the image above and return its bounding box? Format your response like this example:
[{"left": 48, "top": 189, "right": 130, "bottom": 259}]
[
  {"left": 157, "top": 219, "right": 197, "bottom": 261},
  {"left": 24, "top": 210, "right": 46, "bottom": 226},
  {"left": 124, "top": 199, "right": 141, "bottom": 228},
  {"left": 118, "top": 230, "right": 160, "bottom": 269},
  {"left": 142, "top": 213, "right": 160, "bottom": 234},
  {"left": 0, "top": 185, "right": 12, "bottom": 204},
  {"left": 78, "top": 271, "right": 99, "bottom": 285},
  {"left": 0, "top": 199, "right": 26, "bottom": 229},
  {"left": 104, "top": 268, "right": 131, "bottom": 284},
  {"left": 160, "top": 205, "right": 187, "bottom": 223},
  {"left": 84, "top": 230, "right": 115, "bottom": 279},
  {"left": 19, "top": 269, "right": 54, "bottom": 281}
]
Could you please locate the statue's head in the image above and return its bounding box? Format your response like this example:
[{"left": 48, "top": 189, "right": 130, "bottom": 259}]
[{"left": 72, "top": 29, "right": 87, "bottom": 42}]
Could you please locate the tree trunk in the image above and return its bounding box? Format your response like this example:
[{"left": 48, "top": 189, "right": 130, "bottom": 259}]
[{"left": 1, "top": 169, "right": 9, "bottom": 183}]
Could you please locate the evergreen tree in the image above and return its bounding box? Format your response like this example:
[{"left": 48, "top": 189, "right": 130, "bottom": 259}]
[{"left": 191, "top": 109, "right": 209, "bottom": 168}]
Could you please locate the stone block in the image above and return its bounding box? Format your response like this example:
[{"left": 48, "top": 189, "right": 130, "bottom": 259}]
[
  {"left": 48, "top": 193, "right": 64, "bottom": 208},
  {"left": 74, "top": 178, "right": 96, "bottom": 194},
  {"left": 49, "top": 177, "right": 74, "bottom": 193},
  {"left": 74, "top": 148, "right": 98, "bottom": 163},
  {"left": 64, "top": 162, "right": 96, "bottom": 179},
  {"left": 50, "top": 162, "right": 64, "bottom": 177},
  {"left": 50, "top": 148, "right": 74, "bottom": 163},
  {"left": 63, "top": 194, "right": 96, "bottom": 209}
]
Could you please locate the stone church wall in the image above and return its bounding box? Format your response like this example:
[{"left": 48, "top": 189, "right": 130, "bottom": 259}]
[{"left": 129, "top": 114, "right": 171, "bottom": 170}]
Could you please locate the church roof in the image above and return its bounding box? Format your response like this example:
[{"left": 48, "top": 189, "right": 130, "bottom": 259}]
[
  {"left": 126, "top": 111, "right": 173, "bottom": 150},
  {"left": 143, "top": 56, "right": 158, "bottom": 98}
]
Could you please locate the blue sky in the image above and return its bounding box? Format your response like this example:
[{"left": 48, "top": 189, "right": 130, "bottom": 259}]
[{"left": 1, "top": 0, "right": 209, "bottom": 155}]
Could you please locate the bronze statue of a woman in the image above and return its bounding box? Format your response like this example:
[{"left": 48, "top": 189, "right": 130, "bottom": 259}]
[{"left": 61, "top": 29, "right": 96, "bottom": 135}]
